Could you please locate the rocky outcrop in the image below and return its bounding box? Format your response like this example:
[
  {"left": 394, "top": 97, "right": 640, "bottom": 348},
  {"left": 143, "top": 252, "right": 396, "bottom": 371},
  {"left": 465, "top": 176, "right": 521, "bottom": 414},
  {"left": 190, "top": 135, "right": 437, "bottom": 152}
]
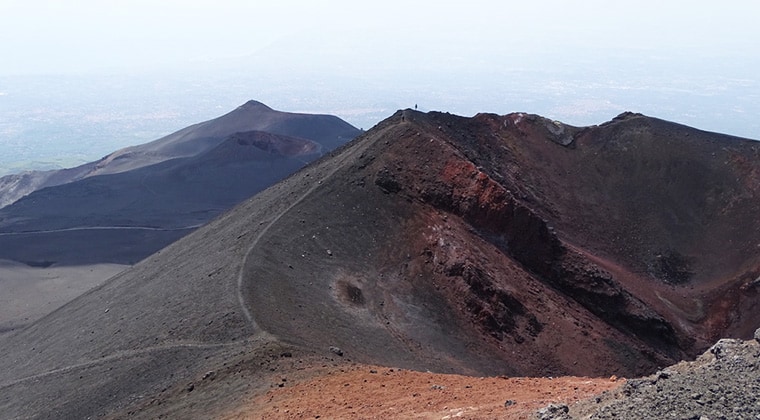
[{"left": 564, "top": 330, "right": 760, "bottom": 419}]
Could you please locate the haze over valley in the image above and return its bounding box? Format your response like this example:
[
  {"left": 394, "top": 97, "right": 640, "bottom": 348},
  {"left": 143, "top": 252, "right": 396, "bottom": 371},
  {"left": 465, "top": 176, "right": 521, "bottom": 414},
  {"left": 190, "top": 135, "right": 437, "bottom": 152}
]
[
  {"left": 2, "top": 1, "right": 759, "bottom": 176},
  {"left": 2, "top": 50, "right": 759, "bottom": 176}
]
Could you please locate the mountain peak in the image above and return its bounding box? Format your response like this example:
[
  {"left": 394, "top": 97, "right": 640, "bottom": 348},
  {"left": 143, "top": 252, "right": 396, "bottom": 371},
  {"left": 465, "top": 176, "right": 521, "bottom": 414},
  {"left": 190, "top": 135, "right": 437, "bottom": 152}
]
[
  {"left": 238, "top": 100, "right": 274, "bottom": 111},
  {"left": 611, "top": 111, "right": 644, "bottom": 122}
]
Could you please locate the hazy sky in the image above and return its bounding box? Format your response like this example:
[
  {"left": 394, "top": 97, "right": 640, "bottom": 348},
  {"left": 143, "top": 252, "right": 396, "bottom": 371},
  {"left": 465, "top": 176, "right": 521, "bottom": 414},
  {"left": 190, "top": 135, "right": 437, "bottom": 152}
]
[
  {"left": 1, "top": 0, "right": 757, "bottom": 75},
  {"left": 1, "top": 0, "right": 759, "bottom": 173}
]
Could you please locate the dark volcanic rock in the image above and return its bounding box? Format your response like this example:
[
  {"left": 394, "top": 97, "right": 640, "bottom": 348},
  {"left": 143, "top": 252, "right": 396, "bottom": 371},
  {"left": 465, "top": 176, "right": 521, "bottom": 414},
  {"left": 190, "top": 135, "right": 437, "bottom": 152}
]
[
  {"left": 567, "top": 336, "right": 760, "bottom": 419},
  {"left": 537, "top": 403, "right": 571, "bottom": 420}
]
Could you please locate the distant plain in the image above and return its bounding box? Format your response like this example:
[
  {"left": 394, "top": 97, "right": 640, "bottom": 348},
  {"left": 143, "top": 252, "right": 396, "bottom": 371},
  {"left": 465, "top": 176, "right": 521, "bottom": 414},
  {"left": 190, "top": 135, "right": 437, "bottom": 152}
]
[{"left": 2, "top": 49, "right": 758, "bottom": 176}]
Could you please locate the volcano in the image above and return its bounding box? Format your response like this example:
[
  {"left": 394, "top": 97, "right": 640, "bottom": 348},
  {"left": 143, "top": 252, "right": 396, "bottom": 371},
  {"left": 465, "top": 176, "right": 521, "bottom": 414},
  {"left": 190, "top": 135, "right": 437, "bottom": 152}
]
[
  {"left": 0, "top": 109, "right": 758, "bottom": 419},
  {"left": 0, "top": 100, "right": 359, "bottom": 208},
  {"left": 0, "top": 100, "right": 360, "bottom": 266}
]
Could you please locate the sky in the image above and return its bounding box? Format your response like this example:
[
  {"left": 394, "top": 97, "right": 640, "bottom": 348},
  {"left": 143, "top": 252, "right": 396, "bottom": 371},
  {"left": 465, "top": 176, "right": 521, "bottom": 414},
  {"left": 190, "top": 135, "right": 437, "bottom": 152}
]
[
  {"left": 1, "top": 0, "right": 756, "bottom": 75},
  {"left": 0, "top": 0, "right": 759, "bottom": 174}
]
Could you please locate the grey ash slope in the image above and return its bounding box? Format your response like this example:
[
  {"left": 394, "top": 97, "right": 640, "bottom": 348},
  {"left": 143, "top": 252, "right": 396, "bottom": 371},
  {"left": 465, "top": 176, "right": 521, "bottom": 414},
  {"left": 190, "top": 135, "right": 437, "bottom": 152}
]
[{"left": 0, "top": 102, "right": 360, "bottom": 265}]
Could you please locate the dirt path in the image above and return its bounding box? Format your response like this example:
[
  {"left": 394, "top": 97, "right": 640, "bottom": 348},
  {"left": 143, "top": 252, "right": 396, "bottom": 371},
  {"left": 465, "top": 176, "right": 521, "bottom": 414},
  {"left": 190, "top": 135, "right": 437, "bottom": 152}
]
[
  {"left": 0, "top": 225, "right": 202, "bottom": 236},
  {"left": 223, "top": 363, "right": 622, "bottom": 419},
  {"left": 0, "top": 338, "right": 257, "bottom": 391}
]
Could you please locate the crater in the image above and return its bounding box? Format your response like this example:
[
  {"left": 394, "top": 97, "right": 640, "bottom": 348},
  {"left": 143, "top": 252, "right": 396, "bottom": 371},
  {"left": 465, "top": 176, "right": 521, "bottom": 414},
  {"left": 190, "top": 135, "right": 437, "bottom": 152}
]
[{"left": 336, "top": 279, "right": 366, "bottom": 306}]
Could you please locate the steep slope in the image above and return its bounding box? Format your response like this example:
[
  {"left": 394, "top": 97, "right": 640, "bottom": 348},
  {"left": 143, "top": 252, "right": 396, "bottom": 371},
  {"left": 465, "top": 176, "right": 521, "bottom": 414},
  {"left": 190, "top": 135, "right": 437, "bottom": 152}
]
[
  {"left": 0, "top": 109, "right": 758, "bottom": 419},
  {"left": 0, "top": 100, "right": 358, "bottom": 208}
]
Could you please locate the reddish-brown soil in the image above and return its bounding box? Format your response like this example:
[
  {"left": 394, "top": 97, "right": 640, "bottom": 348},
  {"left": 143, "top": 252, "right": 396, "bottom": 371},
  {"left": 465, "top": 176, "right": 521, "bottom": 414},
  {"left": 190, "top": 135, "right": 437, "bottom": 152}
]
[{"left": 224, "top": 363, "right": 622, "bottom": 419}]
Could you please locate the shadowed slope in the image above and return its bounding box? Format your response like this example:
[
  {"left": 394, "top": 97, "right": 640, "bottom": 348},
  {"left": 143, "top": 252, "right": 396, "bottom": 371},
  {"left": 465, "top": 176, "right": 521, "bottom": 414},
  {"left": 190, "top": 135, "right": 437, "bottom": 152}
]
[
  {"left": 0, "top": 110, "right": 359, "bottom": 266},
  {"left": 0, "top": 100, "right": 359, "bottom": 208},
  {"left": 84, "top": 100, "right": 356, "bottom": 177},
  {"left": 456, "top": 111, "right": 760, "bottom": 342}
]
